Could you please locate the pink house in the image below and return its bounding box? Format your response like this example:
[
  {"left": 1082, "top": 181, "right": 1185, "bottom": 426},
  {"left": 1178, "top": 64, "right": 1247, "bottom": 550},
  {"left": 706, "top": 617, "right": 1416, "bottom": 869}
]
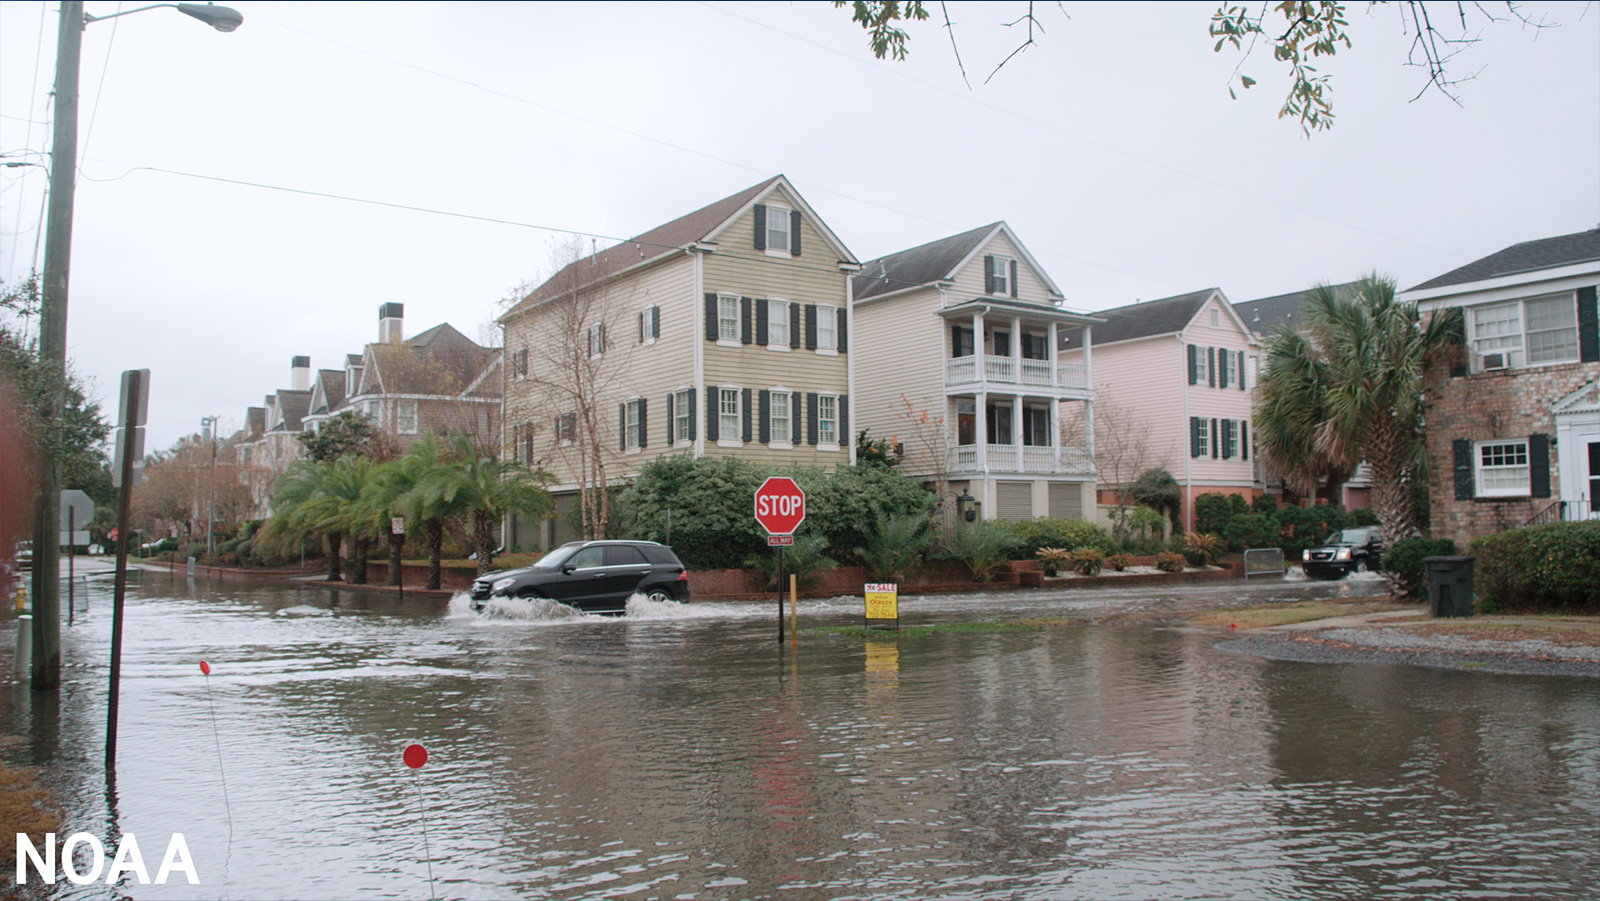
[{"left": 1062, "top": 289, "right": 1261, "bottom": 530}]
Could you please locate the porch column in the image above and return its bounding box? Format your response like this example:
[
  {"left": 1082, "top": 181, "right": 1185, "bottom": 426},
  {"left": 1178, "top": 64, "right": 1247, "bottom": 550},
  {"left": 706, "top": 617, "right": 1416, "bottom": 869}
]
[
  {"left": 1012, "top": 392, "right": 1022, "bottom": 471},
  {"left": 972, "top": 310, "right": 985, "bottom": 383},
  {"left": 976, "top": 390, "right": 988, "bottom": 474},
  {"left": 1048, "top": 322, "right": 1058, "bottom": 386}
]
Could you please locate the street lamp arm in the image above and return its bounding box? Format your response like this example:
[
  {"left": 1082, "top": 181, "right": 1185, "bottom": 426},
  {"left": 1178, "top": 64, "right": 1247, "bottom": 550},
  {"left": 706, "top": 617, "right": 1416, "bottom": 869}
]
[{"left": 85, "top": 3, "right": 243, "bottom": 32}]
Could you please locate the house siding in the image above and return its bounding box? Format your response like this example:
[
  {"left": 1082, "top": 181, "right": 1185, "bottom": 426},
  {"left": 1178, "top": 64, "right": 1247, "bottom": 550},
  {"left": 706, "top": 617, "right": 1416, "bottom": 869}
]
[
  {"left": 947, "top": 233, "right": 1054, "bottom": 304},
  {"left": 852, "top": 285, "right": 947, "bottom": 477}
]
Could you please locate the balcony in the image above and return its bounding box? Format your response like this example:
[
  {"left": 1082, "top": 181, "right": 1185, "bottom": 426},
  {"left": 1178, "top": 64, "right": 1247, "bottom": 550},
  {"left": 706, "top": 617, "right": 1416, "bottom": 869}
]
[
  {"left": 947, "top": 444, "right": 1094, "bottom": 475},
  {"left": 945, "top": 355, "right": 1088, "bottom": 391}
]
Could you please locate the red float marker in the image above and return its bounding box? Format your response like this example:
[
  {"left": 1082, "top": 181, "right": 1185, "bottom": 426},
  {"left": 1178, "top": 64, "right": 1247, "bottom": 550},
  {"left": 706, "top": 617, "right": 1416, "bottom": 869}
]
[
  {"left": 404, "top": 743, "right": 436, "bottom": 899},
  {"left": 199, "top": 660, "right": 210, "bottom": 675},
  {"left": 403, "top": 743, "right": 428, "bottom": 769}
]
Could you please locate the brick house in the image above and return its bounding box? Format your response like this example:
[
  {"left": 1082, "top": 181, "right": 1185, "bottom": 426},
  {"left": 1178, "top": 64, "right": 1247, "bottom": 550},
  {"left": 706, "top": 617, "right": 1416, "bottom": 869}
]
[{"left": 1403, "top": 228, "right": 1600, "bottom": 548}]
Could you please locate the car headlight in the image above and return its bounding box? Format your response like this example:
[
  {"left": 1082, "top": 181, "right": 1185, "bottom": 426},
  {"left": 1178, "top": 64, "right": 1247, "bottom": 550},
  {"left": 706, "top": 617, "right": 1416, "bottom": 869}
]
[
  {"left": 1302, "top": 550, "right": 1311, "bottom": 561},
  {"left": 1335, "top": 548, "right": 1351, "bottom": 560},
  {"left": 491, "top": 578, "right": 515, "bottom": 593}
]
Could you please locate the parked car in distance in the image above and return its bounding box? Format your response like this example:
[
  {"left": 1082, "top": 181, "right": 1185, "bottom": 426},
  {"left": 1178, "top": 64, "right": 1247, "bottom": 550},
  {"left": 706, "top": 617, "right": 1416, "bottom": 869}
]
[
  {"left": 1302, "top": 527, "right": 1383, "bottom": 579},
  {"left": 470, "top": 540, "right": 690, "bottom": 614}
]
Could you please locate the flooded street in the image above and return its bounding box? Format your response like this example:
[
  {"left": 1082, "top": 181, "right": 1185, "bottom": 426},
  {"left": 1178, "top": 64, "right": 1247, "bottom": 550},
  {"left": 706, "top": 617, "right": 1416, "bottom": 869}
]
[{"left": 5, "top": 571, "right": 1599, "bottom": 899}]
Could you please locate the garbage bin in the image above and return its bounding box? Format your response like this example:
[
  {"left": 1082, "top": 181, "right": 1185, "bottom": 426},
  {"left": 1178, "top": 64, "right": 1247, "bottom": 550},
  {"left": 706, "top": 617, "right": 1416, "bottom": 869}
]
[{"left": 1423, "top": 555, "right": 1475, "bottom": 618}]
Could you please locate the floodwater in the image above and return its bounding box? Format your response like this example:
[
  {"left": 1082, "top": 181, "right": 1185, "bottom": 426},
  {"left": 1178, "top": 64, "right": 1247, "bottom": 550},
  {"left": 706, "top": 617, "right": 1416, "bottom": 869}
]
[{"left": 4, "top": 570, "right": 1598, "bottom": 899}]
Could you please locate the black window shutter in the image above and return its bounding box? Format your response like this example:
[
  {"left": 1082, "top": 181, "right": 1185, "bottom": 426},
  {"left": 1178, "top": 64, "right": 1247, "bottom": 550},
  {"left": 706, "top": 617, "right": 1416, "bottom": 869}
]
[
  {"left": 1446, "top": 310, "right": 1469, "bottom": 378},
  {"left": 1211, "top": 418, "right": 1220, "bottom": 458},
  {"left": 1187, "top": 345, "right": 1198, "bottom": 385},
  {"left": 1578, "top": 286, "right": 1599, "bottom": 363},
  {"left": 1220, "top": 421, "right": 1231, "bottom": 458},
  {"left": 687, "top": 388, "right": 697, "bottom": 441},
  {"left": 704, "top": 293, "right": 718, "bottom": 341},
  {"left": 638, "top": 310, "right": 645, "bottom": 344},
  {"left": 650, "top": 306, "right": 660, "bottom": 340},
  {"left": 665, "top": 393, "right": 674, "bottom": 445},
  {"left": 1190, "top": 417, "right": 1201, "bottom": 457},
  {"left": 792, "top": 394, "right": 802, "bottom": 447},
  {"left": 1208, "top": 348, "right": 1217, "bottom": 387},
  {"left": 807, "top": 392, "right": 819, "bottom": 446},
  {"left": 638, "top": 398, "right": 648, "bottom": 449},
  {"left": 840, "top": 396, "right": 849, "bottom": 444},
  {"left": 1239, "top": 350, "right": 1247, "bottom": 390},
  {"left": 705, "top": 386, "right": 719, "bottom": 442},
  {"left": 742, "top": 388, "right": 753, "bottom": 442},
  {"left": 790, "top": 302, "right": 802, "bottom": 349},
  {"left": 837, "top": 308, "right": 848, "bottom": 353},
  {"left": 984, "top": 255, "right": 996, "bottom": 294},
  {"left": 755, "top": 299, "right": 769, "bottom": 346},
  {"left": 759, "top": 390, "right": 771, "bottom": 443},
  {"left": 1530, "top": 433, "right": 1551, "bottom": 498},
  {"left": 619, "top": 403, "right": 627, "bottom": 452},
  {"left": 740, "top": 297, "right": 753, "bottom": 344},
  {"left": 753, "top": 203, "right": 767, "bottom": 251},
  {"left": 1219, "top": 351, "right": 1230, "bottom": 389},
  {"left": 1241, "top": 421, "right": 1249, "bottom": 460},
  {"left": 805, "top": 305, "right": 818, "bottom": 350},
  {"left": 1452, "top": 438, "right": 1474, "bottom": 500},
  {"left": 1009, "top": 259, "right": 1018, "bottom": 298},
  {"left": 790, "top": 209, "right": 802, "bottom": 256}
]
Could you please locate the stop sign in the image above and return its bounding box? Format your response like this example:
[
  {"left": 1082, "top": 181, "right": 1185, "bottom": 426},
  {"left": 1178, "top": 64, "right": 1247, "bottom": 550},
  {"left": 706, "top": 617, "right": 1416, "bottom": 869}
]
[{"left": 754, "top": 476, "right": 806, "bottom": 536}]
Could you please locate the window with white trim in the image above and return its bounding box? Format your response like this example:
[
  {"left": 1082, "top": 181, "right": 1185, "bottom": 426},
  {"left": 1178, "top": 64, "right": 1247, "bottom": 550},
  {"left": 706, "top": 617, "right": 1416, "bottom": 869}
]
[
  {"left": 989, "top": 255, "right": 1010, "bottom": 296},
  {"left": 816, "top": 304, "right": 837, "bottom": 351},
  {"left": 1209, "top": 308, "right": 1221, "bottom": 328},
  {"left": 365, "top": 400, "right": 380, "bottom": 421},
  {"left": 1194, "top": 347, "right": 1210, "bottom": 385},
  {"left": 1476, "top": 440, "right": 1529, "bottom": 496},
  {"left": 765, "top": 205, "right": 790, "bottom": 255},
  {"left": 1470, "top": 293, "right": 1579, "bottom": 370},
  {"left": 768, "top": 299, "right": 789, "bottom": 347},
  {"left": 639, "top": 306, "right": 659, "bottom": 344},
  {"left": 673, "top": 389, "right": 691, "bottom": 444},
  {"left": 587, "top": 322, "right": 607, "bottom": 358},
  {"left": 719, "top": 387, "right": 740, "bottom": 444},
  {"left": 555, "top": 412, "right": 576, "bottom": 446},
  {"left": 770, "top": 390, "right": 791, "bottom": 445},
  {"left": 1195, "top": 417, "right": 1211, "bottom": 457},
  {"left": 625, "top": 399, "right": 641, "bottom": 450},
  {"left": 717, "top": 294, "right": 739, "bottom": 342},
  {"left": 396, "top": 400, "right": 418, "bottom": 435},
  {"left": 818, "top": 393, "right": 838, "bottom": 446}
]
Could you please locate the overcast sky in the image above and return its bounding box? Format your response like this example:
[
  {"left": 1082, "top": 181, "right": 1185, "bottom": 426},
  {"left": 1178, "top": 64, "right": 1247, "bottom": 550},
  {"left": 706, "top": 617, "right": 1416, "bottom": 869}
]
[{"left": 2, "top": 1, "right": 1596, "bottom": 452}]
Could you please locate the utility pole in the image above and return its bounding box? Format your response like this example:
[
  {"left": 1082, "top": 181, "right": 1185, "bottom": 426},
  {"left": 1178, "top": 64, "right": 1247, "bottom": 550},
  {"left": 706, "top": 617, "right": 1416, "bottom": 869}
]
[
  {"left": 31, "top": 0, "right": 84, "bottom": 691},
  {"left": 202, "top": 415, "right": 218, "bottom": 556}
]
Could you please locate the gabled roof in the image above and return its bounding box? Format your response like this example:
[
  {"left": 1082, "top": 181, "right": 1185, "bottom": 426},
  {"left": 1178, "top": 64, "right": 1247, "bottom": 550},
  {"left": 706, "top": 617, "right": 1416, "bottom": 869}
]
[
  {"left": 851, "top": 222, "right": 1064, "bottom": 303},
  {"left": 502, "top": 175, "right": 856, "bottom": 319},
  {"left": 269, "top": 390, "right": 312, "bottom": 432},
  {"left": 1234, "top": 281, "right": 1359, "bottom": 337},
  {"left": 1409, "top": 228, "right": 1600, "bottom": 292},
  {"left": 308, "top": 369, "right": 345, "bottom": 415},
  {"left": 1066, "top": 288, "right": 1220, "bottom": 349},
  {"left": 356, "top": 324, "right": 498, "bottom": 399}
]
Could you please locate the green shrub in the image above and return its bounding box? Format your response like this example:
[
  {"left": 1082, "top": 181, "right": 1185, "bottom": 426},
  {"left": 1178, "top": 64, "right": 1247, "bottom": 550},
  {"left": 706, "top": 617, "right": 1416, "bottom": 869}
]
[
  {"left": 1182, "top": 532, "right": 1223, "bottom": 566},
  {"left": 854, "top": 510, "right": 933, "bottom": 582},
  {"left": 1251, "top": 494, "right": 1280, "bottom": 515},
  {"left": 1070, "top": 548, "right": 1105, "bottom": 576},
  {"left": 1194, "top": 493, "right": 1250, "bottom": 537},
  {"left": 1223, "top": 513, "right": 1280, "bottom": 552},
  {"left": 1035, "top": 547, "right": 1072, "bottom": 576},
  {"left": 1347, "top": 508, "right": 1379, "bottom": 527},
  {"left": 1154, "top": 551, "right": 1186, "bottom": 573},
  {"left": 1012, "top": 518, "right": 1114, "bottom": 558},
  {"left": 938, "top": 519, "right": 1019, "bottom": 582},
  {"left": 1105, "top": 553, "right": 1131, "bottom": 572},
  {"left": 1111, "top": 505, "right": 1168, "bottom": 554},
  {"left": 1276, "top": 504, "right": 1348, "bottom": 557},
  {"left": 1384, "top": 537, "right": 1458, "bottom": 599},
  {"left": 1471, "top": 521, "right": 1600, "bottom": 611},
  {"left": 746, "top": 533, "right": 838, "bottom": 591},
  {"left": 1131, "top": 468, "right": 1183, "bottom": 533}
]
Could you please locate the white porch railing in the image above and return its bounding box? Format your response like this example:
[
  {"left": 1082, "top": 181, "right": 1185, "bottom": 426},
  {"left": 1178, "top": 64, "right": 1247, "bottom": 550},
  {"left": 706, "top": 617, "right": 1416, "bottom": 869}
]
[
  {"left": 944, "top": 355, "right": 1090, "bottom": 391},
  {"left": 946, "top": 445, "right": 1096, "bottom": 475}
]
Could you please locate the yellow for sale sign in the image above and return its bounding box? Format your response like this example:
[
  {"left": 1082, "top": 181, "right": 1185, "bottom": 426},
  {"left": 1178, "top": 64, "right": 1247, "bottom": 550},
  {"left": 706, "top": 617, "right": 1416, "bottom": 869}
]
[{"left": 864, "top": 583, "right": 898, "bottom": 620}]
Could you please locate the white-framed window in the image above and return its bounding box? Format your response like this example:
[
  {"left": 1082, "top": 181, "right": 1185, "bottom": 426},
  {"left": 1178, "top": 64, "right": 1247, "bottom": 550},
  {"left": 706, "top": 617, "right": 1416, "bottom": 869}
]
[
  {"left": 718, "top": 294, "right": 740, "bottom": 342},
  {"left": 1209, "top": 308, "right": 1221, "bottom": 328},
  {"left": 770, "top": 390, "right": 791, "bottom": 445},
  {"left": 766, "top": 205, "right": 791, "bottom": 255},
  {"left": 365, "top": 399, "right": 380, "bottom": 421},
  {"left": 587, "top": 322, "right": 607, "bottom": 358},
  {"left": 989, "top": 255, "right": 1010, "bottom": 296},
  {"left": 513, "top": 348, "right": 529, "bottom": 380},
  {"left": 719, "top": 387, "right": 741, "bottom": 445},
  {"left": 1194, "top": 347, "right": 1210, "bottom": 385},
  {"left": 1023, "top": 406, "right": 1051, "bottom": 447},
  {"left": 768, "top": 299, "right": 789, "bottom": 348},
  {"left": 396, "top": 400, "right": 418, "bottom": 435},
  {"left": 639, "top": 306, "right": 659, "bottom": 344},
  {"left": 1195, "top": 417, "right": 1211, "bottom": 457},
  {"left": 673, "top": 388, "right": 691, "bottom": 444},
  {"left": 816, "top": 304, "right": 837, "bottom": 352},
  {"left": 1476, "top": 440, "right": 1530, "bottom": 496},
  {"left": 818, "top": 393, "right": 838, "bottom": 447},
  {"left": 555, "top": 412, "right": 576, "bottom": 446},
  {"left": 1470, "top": 293, "right": 1579, "bottom": 370},
  {"left": 625, "top": 399, "right": 641, "bottom": 450}
]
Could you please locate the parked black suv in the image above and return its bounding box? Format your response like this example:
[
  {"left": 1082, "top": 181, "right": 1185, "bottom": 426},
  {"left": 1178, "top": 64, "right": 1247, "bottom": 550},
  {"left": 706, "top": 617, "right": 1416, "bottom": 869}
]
[
  {"left": 1301, "top": 527, "right": 1383, "bottom": 579},
  {"left": 470, "top": 540, "right": 690, "bottom": 614}
]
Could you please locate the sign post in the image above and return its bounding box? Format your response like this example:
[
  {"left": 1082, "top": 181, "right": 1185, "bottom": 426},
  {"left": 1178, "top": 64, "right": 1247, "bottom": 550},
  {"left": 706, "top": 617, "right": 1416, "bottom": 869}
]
[
  {"left": 60, "top": 490, "right": 92, "bottom": 624},
  {"left": 392, "top": 517, "right": 405, "bottom": 601},
  {"left": 754, "top": 477, "right": 806, "bottom": 644},
  {"left": 107, "top": 368, "right": 147, "bottom": 780}
]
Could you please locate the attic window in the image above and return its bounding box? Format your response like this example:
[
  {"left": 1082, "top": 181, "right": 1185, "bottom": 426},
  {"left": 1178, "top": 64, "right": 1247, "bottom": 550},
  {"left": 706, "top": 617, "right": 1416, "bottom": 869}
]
[
  {"left": 989, "top": 256, "right": 1010, "bottom": 296},
  {"left": 1210, "top": 308, "right": 1221, "bottom": 328}
]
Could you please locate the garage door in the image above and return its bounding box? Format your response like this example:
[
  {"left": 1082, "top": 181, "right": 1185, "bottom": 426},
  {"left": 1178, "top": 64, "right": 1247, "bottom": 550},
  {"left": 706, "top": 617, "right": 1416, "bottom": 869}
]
[
  {"left": 1048, "top": 481, "right": 1083, "bottom": 520},
  {"left": 996, "top": 481, "right": 1033, "bottom": 521}
]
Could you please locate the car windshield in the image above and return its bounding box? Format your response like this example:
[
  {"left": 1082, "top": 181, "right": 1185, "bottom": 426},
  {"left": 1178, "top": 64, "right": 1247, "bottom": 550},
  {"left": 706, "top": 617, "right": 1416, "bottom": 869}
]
[
  {"left": 531, "top": 545, "right": 579, "bottom": 569},
  {"left": 1323, "top": 529, "right": 1370, "bottom": 545}
]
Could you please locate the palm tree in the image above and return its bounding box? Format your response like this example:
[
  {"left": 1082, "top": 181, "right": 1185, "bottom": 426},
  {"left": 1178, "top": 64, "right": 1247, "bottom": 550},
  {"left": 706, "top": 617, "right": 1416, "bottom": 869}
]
[
  {"left": 1255, "top": 325, "right": 1357, "bottom": 505},
  {"left": 1254, "top": 275, "right": 1460, "bottom": 545},
  {"left": 424, "top": 433, "right": 552, "bottom": 577},
  {"left": 263, "top": 457, "right": 373, "bottom": 582},
  {"left": 370, "top": 434, "right": 448, "bottom": 590}
]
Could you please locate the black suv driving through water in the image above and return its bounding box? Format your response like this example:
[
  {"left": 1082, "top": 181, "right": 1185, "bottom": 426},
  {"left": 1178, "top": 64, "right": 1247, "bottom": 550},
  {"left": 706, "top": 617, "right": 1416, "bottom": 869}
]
[
  {"left": 470, "top": 540, "right": 690, "bottom": 614},
  {"left": 1301, "top": 527, "right": 1383, "bottom": 579}
]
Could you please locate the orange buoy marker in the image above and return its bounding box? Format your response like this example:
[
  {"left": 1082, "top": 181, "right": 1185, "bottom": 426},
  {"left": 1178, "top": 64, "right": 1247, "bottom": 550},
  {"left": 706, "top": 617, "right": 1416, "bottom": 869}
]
[
  {"left": 199, "top": 661, "right": 234, "bottom": 854},
  {"left": 404, "top": 743, "right": 436, "bottom": 900}
]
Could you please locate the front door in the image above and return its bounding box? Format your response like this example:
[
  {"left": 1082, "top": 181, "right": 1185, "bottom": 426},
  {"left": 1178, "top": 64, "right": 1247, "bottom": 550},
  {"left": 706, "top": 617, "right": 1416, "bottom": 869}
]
[{"left": 1589, "top": 441, "right": 1600, "bottom": 518}]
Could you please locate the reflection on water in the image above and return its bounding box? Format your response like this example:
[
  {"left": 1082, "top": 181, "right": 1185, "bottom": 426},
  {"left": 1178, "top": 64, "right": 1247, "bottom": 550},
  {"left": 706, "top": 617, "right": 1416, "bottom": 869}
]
[{"left": 2, "top": 575, "right": 1598, "bottom": 899}]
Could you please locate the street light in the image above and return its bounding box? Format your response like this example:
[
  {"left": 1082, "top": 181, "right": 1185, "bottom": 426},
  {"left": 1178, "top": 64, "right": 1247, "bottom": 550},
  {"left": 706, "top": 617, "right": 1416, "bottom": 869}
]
[
  {"left": 201, "top": 415, "right": 218, "bottom": 556},
  {"left": 30, "top": 0, "right": 242, "bottom": 691}
]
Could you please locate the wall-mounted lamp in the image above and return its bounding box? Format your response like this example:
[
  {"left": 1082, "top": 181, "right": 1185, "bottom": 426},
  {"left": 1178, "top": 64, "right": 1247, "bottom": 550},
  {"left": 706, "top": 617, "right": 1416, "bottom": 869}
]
[{"left": 957, "top": 490, "right": 979, "bottom": 523}]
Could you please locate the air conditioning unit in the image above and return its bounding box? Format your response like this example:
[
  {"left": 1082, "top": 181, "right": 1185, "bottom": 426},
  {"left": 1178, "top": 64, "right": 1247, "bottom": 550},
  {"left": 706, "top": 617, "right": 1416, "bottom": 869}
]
[{"left": 1481, "top": 353, "right": 1509, "bottom": 371}]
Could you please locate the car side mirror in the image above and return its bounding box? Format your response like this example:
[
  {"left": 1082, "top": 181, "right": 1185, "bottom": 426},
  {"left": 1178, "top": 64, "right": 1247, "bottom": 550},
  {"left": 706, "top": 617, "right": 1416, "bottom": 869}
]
[{"left": 561, "top": 564, "right": 576, "bottom": 575}]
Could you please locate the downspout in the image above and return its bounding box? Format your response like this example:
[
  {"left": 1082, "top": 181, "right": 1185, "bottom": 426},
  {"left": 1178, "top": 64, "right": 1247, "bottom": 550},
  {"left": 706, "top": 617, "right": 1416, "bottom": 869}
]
[
  {"left": 846, "top": 268, "right": 857, "bottom": 466},
  {"left": 692, "top": 249, "right": 705, "bottom": 460},
  {"left": 1179, "top": 333, "right": 1192, "bottom": 532}
]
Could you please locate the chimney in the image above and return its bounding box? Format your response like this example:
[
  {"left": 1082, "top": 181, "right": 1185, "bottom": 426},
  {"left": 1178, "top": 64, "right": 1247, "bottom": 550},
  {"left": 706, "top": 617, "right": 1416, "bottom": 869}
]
[
  {"left": 379, "top": 302, "right": 404, "bottom": 344},
  {"left": 291, "top": 355, "right": 311, "bottom": 391}
]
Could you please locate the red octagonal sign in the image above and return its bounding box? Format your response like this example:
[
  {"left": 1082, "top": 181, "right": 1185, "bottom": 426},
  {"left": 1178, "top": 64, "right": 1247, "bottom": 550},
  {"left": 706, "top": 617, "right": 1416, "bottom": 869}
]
[{"left": 754, "top": 476, "right": 806, "bottom": 536}]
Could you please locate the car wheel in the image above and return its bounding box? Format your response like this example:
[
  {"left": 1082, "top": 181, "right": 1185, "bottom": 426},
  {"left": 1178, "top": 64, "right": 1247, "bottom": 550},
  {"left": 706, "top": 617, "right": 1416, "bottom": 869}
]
[
  {"left": 646, "top": 589, "right": 679, "bottom": 604},
  {"left": 1354, "top": 558, "right": 1370, "bottom": 574}
]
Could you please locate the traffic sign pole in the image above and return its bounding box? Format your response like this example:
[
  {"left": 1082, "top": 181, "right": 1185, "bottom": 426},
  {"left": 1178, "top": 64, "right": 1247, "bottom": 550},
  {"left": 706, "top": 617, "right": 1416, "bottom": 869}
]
[{"left": 754, "top": 477, "right": 806, "bottom": 645}]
